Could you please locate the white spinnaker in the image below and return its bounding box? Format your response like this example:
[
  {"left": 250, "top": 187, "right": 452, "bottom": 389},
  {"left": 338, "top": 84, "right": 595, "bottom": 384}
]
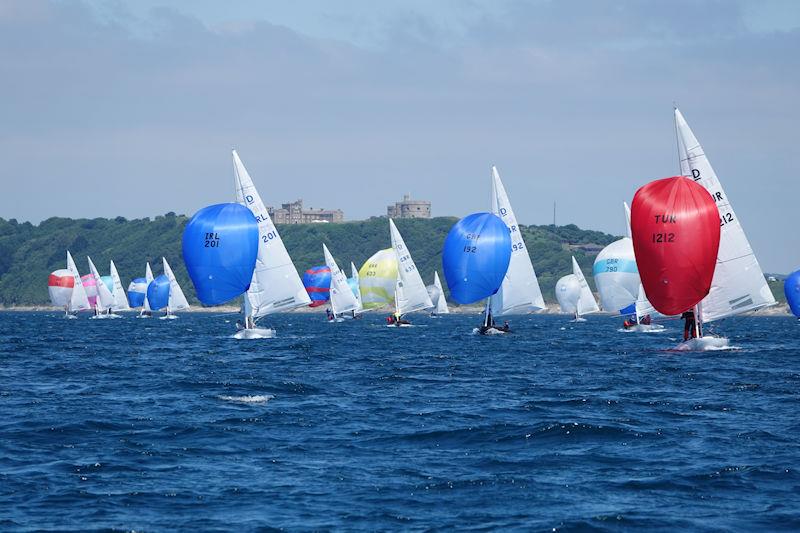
[
  {"left": 593, "top": 238, "right": 639, "bottom": 313},
  {"left": 66, "top": 251, "right": 90, "bottom": 312},
  {"left": 233, "top": 150, "right": 311, "bottom": 319},
  {"left": 323, "top": 244, "right": 359, "bottom": 316},
  {"left": 87, "top": 256, "right": 115, "bottom": 309},
  {"left": 143, "top": 262, "right": 154, "bottom": 312},
  {"left": 162, "top": 258, "right": 190, "bottom": 311},
  {"left": 109, "top": 260, "right": 130, "bottom": 311},
  {"left": 433, "top": 271, "right": 449, "bottom": 314},
  {"left": 350, "top": 262, "right": 363, "bottom": 313},
  {"left": 555, "top": 274, "right": 581, "bottom": 314},
  {"left": 390, "top": 219, "right": 433, "bottom": 315},
  {"left": 675, "top": 108, "right": 775, "bottom": 322},
  {"left": 572, "top": 256, "right": 599, "bottom": 316},
  {"left": 490, "top": 166, "right": 545, "bottom": 314}
]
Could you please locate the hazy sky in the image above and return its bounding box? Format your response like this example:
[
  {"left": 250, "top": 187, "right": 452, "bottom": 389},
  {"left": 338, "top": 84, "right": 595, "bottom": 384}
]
[{"left": 1, "top": 0, "right": 798, "bottom": 271}]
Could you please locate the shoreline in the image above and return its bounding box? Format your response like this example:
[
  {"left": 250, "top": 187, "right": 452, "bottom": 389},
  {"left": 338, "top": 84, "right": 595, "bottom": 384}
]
[{"left": 0, "top": 303, "right": 791, "bottom": 316}]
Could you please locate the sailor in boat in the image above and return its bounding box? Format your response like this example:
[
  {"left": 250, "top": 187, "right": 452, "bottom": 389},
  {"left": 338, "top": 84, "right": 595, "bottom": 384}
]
[
  {"left": 326, "top": 308, "right": 334, "bottom": 321},
  {"left": 387, "top": 312, "right": 410, "bottom": 326},
  {"left": 681, "top": 309, "right": 698, "bottom": 340},
  {"left": 623, "top": 314, "right": 651, "bottom": 329},
  {"left": 478, "top": 312, "right": 510, "bottom": 334}
]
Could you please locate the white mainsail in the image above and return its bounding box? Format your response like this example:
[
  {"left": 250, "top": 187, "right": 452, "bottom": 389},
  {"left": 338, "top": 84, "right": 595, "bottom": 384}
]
[
  {"left": 350, "top": 262, "right": 364, "bottom": 313},
  {"left": 162, "top": 257, "right": 190, "bottom": 312},
  {"left": 433, "top": 271, "right": 449, "bottom": 314},
  {"left": 572, "top": 256, "right": 599, "bottom": 316},
  {"left": 675, "top": 108, "right": 775, "bottom": 322},
  {"left": 142, "top": 262, "right": 154, "bottom": 313},
  {"left": 390, "top": 219, "right": 433, "bottom": 315},
  {"left": 109, "top": 260, "right": 130, "bottom": 311},
  {"left": 490, "top": 166, "right": 545, "bottom": 314},
  {"left": 66, "top": 251, "right": 90, "bottom": 312},
  {"left": 87, "top": 256, "right": 115, "bottom": 310},
  {"left": 233, "top": 150, "right": 310, "bottom": 320},
  {"left": 323, "top": 244, "right": 359, "bottom": 316}
]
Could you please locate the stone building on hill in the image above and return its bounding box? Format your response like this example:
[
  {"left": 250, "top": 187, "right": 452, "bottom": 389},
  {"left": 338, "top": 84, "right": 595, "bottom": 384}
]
[
  {"left": 267, "top": 199, "right": 344, "bottom": 224},
  {"left": 387, "top": 194, "right": 431, "bottom": 219}
]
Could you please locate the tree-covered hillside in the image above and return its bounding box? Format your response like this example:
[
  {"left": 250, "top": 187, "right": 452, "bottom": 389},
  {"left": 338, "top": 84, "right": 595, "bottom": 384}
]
[{"left": 0, "top": 214, "right": 661, "bottom": 306}]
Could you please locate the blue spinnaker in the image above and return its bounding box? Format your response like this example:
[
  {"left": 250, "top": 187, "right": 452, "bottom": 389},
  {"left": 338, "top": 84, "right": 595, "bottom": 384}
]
[
  {"left": 303, "top": 265, "right": 331, "bottom": 307},
  {"left": 182, "top": 203, "right": 259, "bottom": 306},
  {"left": 785, "top": 270, "right": 800, "bottom": 318},
  {"left": 147, "top": 275, "right": 171, "bottom": 311},
  {"left": 127, "top": 277, "right": 147, "bottom": 308},
  {"left": 442, "top": 212, "right": 511, "bottom": 304}
]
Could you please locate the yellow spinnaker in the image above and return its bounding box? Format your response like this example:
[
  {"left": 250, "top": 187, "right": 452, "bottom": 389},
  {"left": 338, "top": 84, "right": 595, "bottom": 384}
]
[{"left": 358, "top": 248, "right": 398, "bottom": 310}]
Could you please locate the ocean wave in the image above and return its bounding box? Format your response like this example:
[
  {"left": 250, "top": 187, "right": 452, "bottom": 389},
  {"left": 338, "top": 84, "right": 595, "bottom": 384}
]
[{"left": 217, "top": 394, "right": 274, "bottom": 404}]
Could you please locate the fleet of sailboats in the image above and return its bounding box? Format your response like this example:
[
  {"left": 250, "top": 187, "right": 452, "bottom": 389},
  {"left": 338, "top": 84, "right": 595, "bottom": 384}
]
[{"left": 43, "top": 108, "right": 784, "bottom": 351}]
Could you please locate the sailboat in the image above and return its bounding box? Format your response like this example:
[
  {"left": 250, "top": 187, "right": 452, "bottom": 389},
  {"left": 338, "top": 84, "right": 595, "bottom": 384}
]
[
  {"left": 233, "top": 150, "right": 311, "bottom": 339},
  {"left": 630, "top": 175, "right": 723, "bottom": 350},
  {"left": 87, "top": 256, "right": 120, "bottom": 319},
  {"left": 489, "top": 167, "right": 545, "bottom": 318},
  {"left": 58, "top": 251, "right": 91, "bottom": 318},
  {"left": 388, "top": 219, "right": 433, "bottom": 326},
  {"left": 109, "top": 260, "right": 130, "bottom": 314},
  {"left": 349, "top": 262, "right": 364, "bottom": 318},
  {"left": 555, "top": 257, "right": 599, "bottom": 322},
  {"left": 673, "top": 108, "right": 775, "bottom": 346},
  {"left": 137, "top": 263, "right": 154, "bottom": 318},
  {"left": 160, "top": 257, "right": 190, "bottom": 319},
  {"left": 442, "top": 212, "right": 512, "bottom": 334},
  {"left": 322, "top": 244, "right": 360, "bottom": 322},
  {"left": 593, "top": 203, "right": 663, "bottom": 332},
  {"left": 426, "top": 271, "right": 449, "bottom": 317}
]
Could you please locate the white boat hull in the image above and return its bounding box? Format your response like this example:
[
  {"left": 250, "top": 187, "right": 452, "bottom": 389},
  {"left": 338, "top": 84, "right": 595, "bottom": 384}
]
[
  {"left": 160, "top": 314, "right": 179, "bottom": 320},
  {"left": 622, "top": 324, "right": 666, "bottom": 333},
  {"left": 674, "top": 336, "right": 730, "bottom": 351},
  {"left": 233, "top": 327, "right": 276, "bottom": 339}
]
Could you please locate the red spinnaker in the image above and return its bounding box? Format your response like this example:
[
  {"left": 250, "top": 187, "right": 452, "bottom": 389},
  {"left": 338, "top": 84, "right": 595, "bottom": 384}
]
[{"left": 630, "top": 176, "right": 720, "bottom": 316}]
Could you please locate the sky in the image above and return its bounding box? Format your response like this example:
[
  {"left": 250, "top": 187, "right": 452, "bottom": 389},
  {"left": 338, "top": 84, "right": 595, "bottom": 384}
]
[{"left": 0, "top": 0, "right": 798, "bottom": 272}]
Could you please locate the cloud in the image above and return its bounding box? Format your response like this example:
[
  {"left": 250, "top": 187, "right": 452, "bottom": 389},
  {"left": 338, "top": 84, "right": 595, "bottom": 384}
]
[{"left": 0, "top": 0, "right": 797, "bottom": 271}]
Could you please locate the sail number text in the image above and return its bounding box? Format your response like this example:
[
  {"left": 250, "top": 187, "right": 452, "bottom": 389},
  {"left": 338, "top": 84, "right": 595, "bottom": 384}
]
[{"left": 204, "top": 232, "right": 220, "bottom": 247}]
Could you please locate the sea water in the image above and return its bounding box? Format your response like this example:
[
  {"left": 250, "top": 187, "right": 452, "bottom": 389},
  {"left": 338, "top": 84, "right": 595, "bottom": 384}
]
[{"left": 1, "top": 312, "right": 798, "bottom": 530}]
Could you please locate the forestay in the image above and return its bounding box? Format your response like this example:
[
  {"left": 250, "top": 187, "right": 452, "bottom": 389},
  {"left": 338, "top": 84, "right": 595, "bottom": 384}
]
[
  {"left": 675, "top": 109, "right": 775, "bottom": 322},
  {"left": 390, "top": 219, "right": 433, "bottom": 315},
  {"left": 233, "top": 150, "right": 311, "bottom": 319},
  {"left": 490, "top": 166, "right": 545, "bottom": 315},
  {"left": 323, "top": 244, "right": 359, "bottom": 316}
]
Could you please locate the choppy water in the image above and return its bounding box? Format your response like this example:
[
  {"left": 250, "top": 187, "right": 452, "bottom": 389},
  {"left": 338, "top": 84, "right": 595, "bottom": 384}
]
[{"left": 1, "top": 311, "right": 799, "bottom": 531}]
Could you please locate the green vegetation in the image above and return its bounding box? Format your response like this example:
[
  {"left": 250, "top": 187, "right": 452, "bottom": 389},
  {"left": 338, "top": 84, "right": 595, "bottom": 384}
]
[{"left": 7, "top": 214, "right": 781, "bottom": 307}]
